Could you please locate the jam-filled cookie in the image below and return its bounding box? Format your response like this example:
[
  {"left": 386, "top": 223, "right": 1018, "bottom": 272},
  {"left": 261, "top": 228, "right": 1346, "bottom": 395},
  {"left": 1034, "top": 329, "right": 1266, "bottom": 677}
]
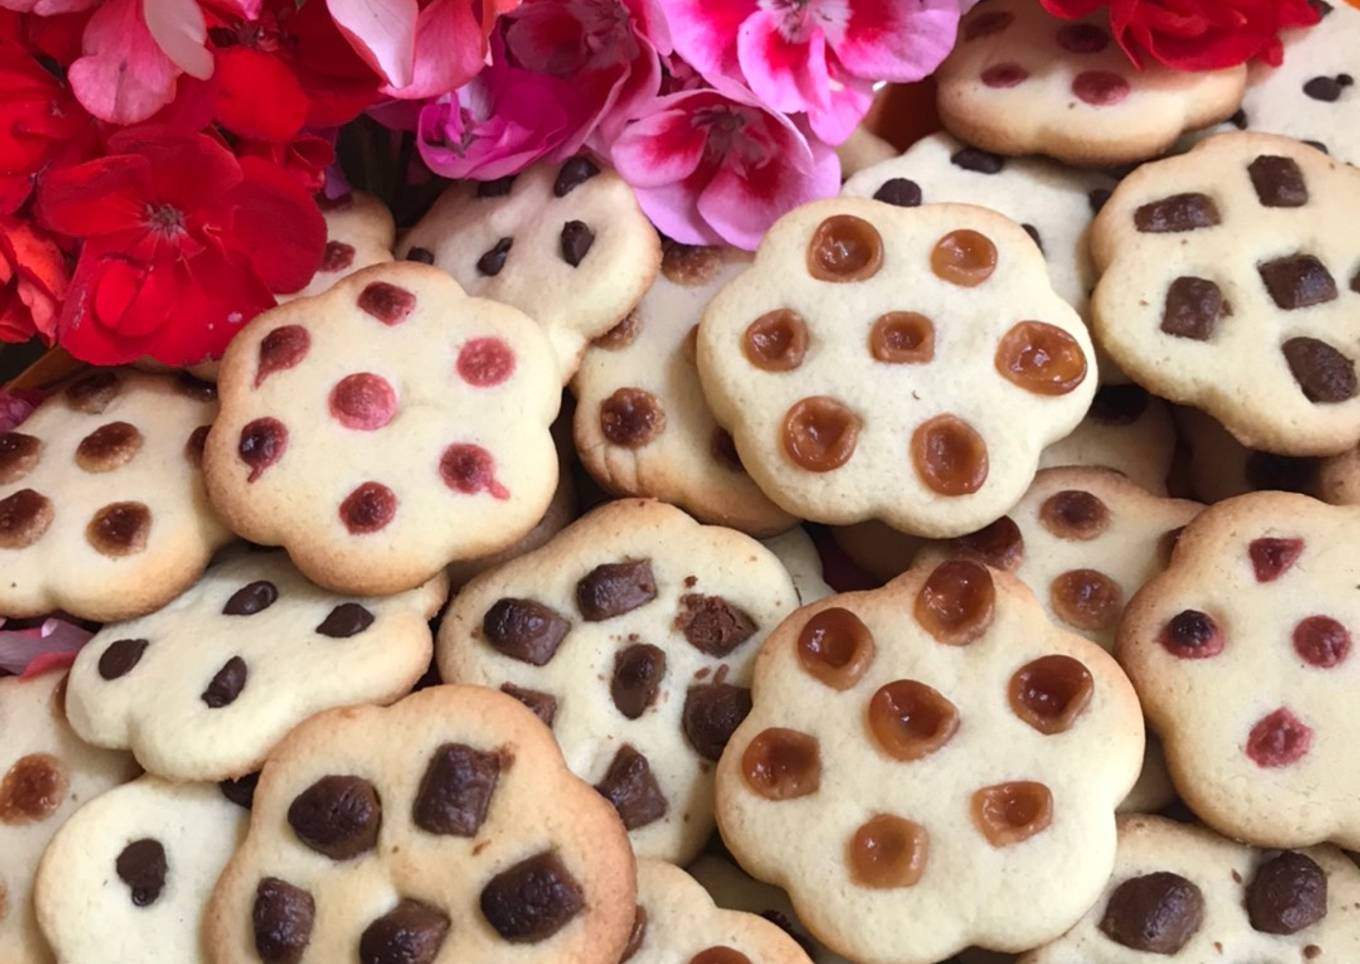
[
  {"left": 697, "top": 198, "right": 1095, "bottom": 539},
  {"left": 715, "top": 560, "right": 1143, "bottom": 963},
  {"left": 279, "top": 191, "right": 395, "bottom": 304},
  {"left": 34, "top": 776, "right": 247, "bottom": 964},
  {"left": 0, "top": 369, "right": 231, "bottom": 622},
  {"left": 1091, "top": 132, "right": 1360, "bottom": 456},
  {"left": 398, "top": 157, "right": 660, "bottom": 381},
  {"left": 1020, "top": 814, "right": 1360, "bottom": 963},
  {"left": 1120, "top": 492, "right": 1360, "bottom": 848},
  {"left": 439, "top": 499, "right": 800, "bottom": 864},
  {"left": 572, "top": 242, "right": 795, "bottom": 536},
  {"left": 936, "top": 0, "right": 1246, "bottom": 167},
  {"left": 65, "top": 549, "right": 447, "bottom": 782},
  {"left": 205, "top": 684, "right": 636, "bottom": 963},
  {"left": 1176, "top": 407, "right": 1320, "bottom": 504},
  {"left": 204, "top": 262, "right": 560, "bottom": 596}
]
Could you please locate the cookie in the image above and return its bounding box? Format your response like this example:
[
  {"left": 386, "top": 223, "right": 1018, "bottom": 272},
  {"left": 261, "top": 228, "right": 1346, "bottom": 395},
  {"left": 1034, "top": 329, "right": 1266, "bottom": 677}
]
[
  {"left": 1176, "top": 407, "right": 1319, "bottom": 503},
  {"left": 34, "top": 775, "right": 247, "bottom": 964},
  {"left": 438, "top": 498, "right": 800, "bottom": 864},
  {"left": 763, "top": 527, "right": 833, "bottom": 605},
  {"left": 697, "top": 198, "right": 1095, "bottom": 538},
  {"left": 1119, "top": 492, "right": 1360, "bottom": 848},
  {"left": 936, "top": 0, "right": 1247, "bottom": 167},
  {"left": 203, "top": 262, "right": 561, "bottom": 596},
  {"left": 1091, "top": 131, "right": 1360, "bottom": 456},
  {"left": 623, "top": 859, "right": 812, "bottom": 963},
  {"left": 828, "top": 521, "right": 924, "bottom": 585},
  {"left": 398, "top": 157, "right": 661, "bottom": 381},
  {"left": 279, "top": 192, "right": 395, "bottom": 304},
  {"left": 445, "top": 464, "right": 578, "bottom": 589},
  {"left": 0, "top": 369, "right": 230, "bottom": 622},
  {"left": 1020, "top": 814, "right": 1360, "bottom": 963},
  {"left": 64, "top": 548, "right": 447, "bottom": 782},
  {"left": 205, "top": 683, "right": 636, "bottom": 963},
  {"left": 0, "top": 670, "right": 139, "bottom": 963},
  {"left": 715, "top": 560, "right": 1144, "bottom": 963},
  {"left": 835, "top": 127, "right": 897, "bottom": 180},
  {"left": 1317, "top": 445, "right": 1360, "bottom": 506},
  {"left": 1039, "top": 385, "right": 1175, "bottom": 496}
]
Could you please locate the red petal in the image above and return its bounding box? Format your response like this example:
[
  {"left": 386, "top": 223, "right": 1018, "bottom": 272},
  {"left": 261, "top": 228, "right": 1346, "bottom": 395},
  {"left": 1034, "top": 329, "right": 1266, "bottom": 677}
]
[
  {"left": 106, "top": 126, "right": 241, "bottom": 213},
  {"left": 213, "top": 47, "right": 309, "bottom": 142},
  {"left": 34, "top": 154, "right": 152, "bottom": 238},
  {"left": 1039, "top": 0, "right": 1108, "bottom": 16},
  {"left": 223, "top": 156, "right": 326, "bottom": 292}
]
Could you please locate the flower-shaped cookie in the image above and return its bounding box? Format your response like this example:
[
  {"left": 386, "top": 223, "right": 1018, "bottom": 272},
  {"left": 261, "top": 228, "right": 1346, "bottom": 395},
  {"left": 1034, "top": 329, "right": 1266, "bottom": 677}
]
[
  {"left": 1040, "top": 385, "right": 1176, "bottom": 496},
  {"left": 1092, "top": 132, "right": 1360, "bottom": 456},
  {"left": 1120, "top": 492, "right": 1360, "bottom": 849},
  {"left": 398, "top": 157, "right": 661, "bottom": 381},
  {"left": 1176, "top": 408, "right": 1320, "bottom": 504},
  {"left": 573, "top": 242, "right": 794, "bottom": 536},
  {"left": 0, "top": 369, "right": 230, "bottom": 621},
  {"left": 1, "top": 670, "right": 138, "bottom": 963},
  {"left": 206, "top": 685, "right": 636, "bottom": 963},
  {"left": 715, "top": 560, "right": 1143, "bottom": 963},
  {"left": 65, "top": 549, "right": 447, "bottom": 782},
  {"left": 439, "top": 499, "right": 800, "bottom": 864},
  {"left": 203, "top": 262, "right": 560, "bottom": 596},
  {"left": 936, "top": 0, "right": 1246, "bottom": 166},
  {"left": 1021, "top": 815, "right": 1360, "bottom": 963},
  {"left": 279, "top": 191, "right": 395, "bottom": 304},
  {"left": 696, "top": 198, "right": 1096, "bottom": 538}
]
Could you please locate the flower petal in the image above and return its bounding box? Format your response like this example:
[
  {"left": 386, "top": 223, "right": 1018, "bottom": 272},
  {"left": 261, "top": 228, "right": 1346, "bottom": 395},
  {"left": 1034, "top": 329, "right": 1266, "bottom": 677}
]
[
  {"left": 213, "top": 47, "right": 309, "bottom": 142},
  {"left": 829, "top": 0, "right": 961, "bottom": 83},
  {"left": 35, "top": 154, "right": 152, "bottom": 238},
  {"left": 105, "top": 126, "right": 242, "bottom": 213},
  {"left": 224, "top": 156, "right": 327, "bottom": 293},
  {"left": 609, "top": 102, "right": 707, "bottom": 187},
  {"left": 630, "top": 172, "right": 723, "bottom": 246},
  {"left": 806, "top": 64, "right": 874, "bottom": 144},
  {"left": 142, "top": 0, "right": 211, "bottom": 80},
  {"left": 736, "top": 11, "right": 829, "bottom": 113},
  {"left": 658, "top": 0, "right": 754, "bottom": 82},
  {"left": 326, "top": 0, "right": 417, "bottom": 90},
  {"left": 67, "top": 0, "right": 183, "bottom": 124}
]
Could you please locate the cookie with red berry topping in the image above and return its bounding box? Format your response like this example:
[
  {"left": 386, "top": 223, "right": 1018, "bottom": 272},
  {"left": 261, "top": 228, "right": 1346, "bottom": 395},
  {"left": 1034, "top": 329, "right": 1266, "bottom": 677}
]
[
  {"left": 936, "top": 0, "right": 1246, "bottom": 167},
  {"left": 279, "top": 191, "right": 395, "bottom": 304},
  {"left": 203, "top": 262, "right": 560, "bottom": 596}
]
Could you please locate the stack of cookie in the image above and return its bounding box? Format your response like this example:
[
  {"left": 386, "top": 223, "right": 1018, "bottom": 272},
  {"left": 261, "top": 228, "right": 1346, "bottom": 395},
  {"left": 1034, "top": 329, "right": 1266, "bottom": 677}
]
[{"left": 2, "top": 2, "right": 1360, "bottom": 961}]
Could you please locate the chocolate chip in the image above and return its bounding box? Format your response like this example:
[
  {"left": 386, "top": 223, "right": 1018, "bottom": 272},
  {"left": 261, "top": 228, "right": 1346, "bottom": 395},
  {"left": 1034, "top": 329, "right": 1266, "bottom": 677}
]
[
  {"left": 1283, "top": 337, "right": 1357, "bottom": 402},
  {"left": 1340, "top": 74, "right": 1355, "bottom": 86},
  {"left": 1303, "top": 76, "right": 1343, "bottom": 101},
  {"left": 682, "top": 683, "right": 752, "bottom": 761},
  {"left": 65, "top": 371, "right": 121, "bottom": 414},
  {"left": 86, "top": 502, "right": 150, "bottom": 557},
  {"left": 576, "top": 559, "right": 657, "bottom": 620},
  {"left": 1230, "top": 108, "right": 1249, "bottom": 129},
  {"left": 600, "top": 388, "right": 666, "bottom": 447},
  {"left": 1245, "top": 451, "right": 1318, "bottom": 493},
  {"left": 482, "top": 598, "right": 572, "bottom": 665},
  {"left": 1134, "top": 193, "right": 1220, "bottom": 233},
  {"left": 359, "top": 899, "right": 450, "bottom": 964},
  {"left": 1088, "top": 188, "right": 1112, "bottom": 213},
  {"left": 620, "top": 906, "right": 648, "bottom": 961},
  {"left": 219, "top": 771, "right": 260, "bottom": 809},
  {"left": 1353, "top": 269, "right": 1360, "bottom": 294},
  {"left": 1021, "top": 223, "right": 1044, "bottom": 253},
  {"left": 202, "top": 656, "right": 248, "bottom": 708},
  {"left": 98, "top": 638, "right": 149, "bottom": 680},
  {"left": 1259, "top": 255, "right": 1337, "bottom": 309},
  {"left": 499, "top": 683, "right": 558, "bottom": 727},
  {"left": 115, "top": 838, "right": 167, "bottom": 906},
  {"left": 1161, "top": 276, "right": 1225, "bottom": 340},
  {"left": 320, "top": 240, "right": 355, "bottom": 272},
  {"left": 1303, "top": 140, "right": 1330, "bottom": 154},
  {"left": 476, "top": 237, "right": 513, "bottom": 276},
  {"left": 1089, "top": 384, "right": 1149, "bottom": 424},
  {"left": 357, "top": 281, "right": 416, "bottom": 326},
  {"left": 0, "top": 488, "right": 52, "bottom": 549},
  {"left": 315, "top": 603, "right": 374, "bottom": 638},
  {"left": 480, "top": 851, "right": 584, "bottom": 943},
  {"left": 253, "top": 877, "right": 315, "bottom": 964},
  {"left": 594, "top": 744, "right": 667, "bottom": 830},
  {"left": 176, "top": 372, "right": 217, "bottom": 402},
  {"left": 611, "top": 643, "right": 667, "bottom": 719},
  {"left": 405, "top": 246, "right": 435, "bottom": 264},
  {"left": 1099, "top": 872, "right": 1205, "bottom": 954},
  {"left": 185, "top": 425, "right": 210, "bottom": 466},
  {"left": 873, "top": 178, "right": 922, "bottom": 207},
  {"left": 676, "top": 594, "right": 757, "bottom": 657},
  {"left": 554, "top": 156, "right": 600, "bottom": 197},
  {"left": 951, "top": 147, "right": 1005, "bottom": 174},
  {"left": 1247, "top": 851, "right": 1328, "bottom": 934},
  {"left": 1248, "top": 155, "right": 1308, "bottom": 207},
  {"left": 223, "top": 580, "right": 278, "bottom": 616},
  {"left": 412, "top": 743, "right": 501, "bottom": 837},
  {"left": 0, "top": 432, "right": 40, "bottom": 484},
  {"left": 560, "top": 221, "right": 594, "bottom": 267},
  {"left": 287, "top": 775, "right": 382, "bottom": 859},
  {"left": 477, "top": 175, "right": 515, "bottom": 197}
]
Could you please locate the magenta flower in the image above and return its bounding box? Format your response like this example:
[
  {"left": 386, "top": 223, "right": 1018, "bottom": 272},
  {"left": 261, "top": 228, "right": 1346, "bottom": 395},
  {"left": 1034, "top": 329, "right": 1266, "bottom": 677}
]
[
  {"left": 660, "top": 0, "right": 961, "bottom": 142},
  {"left": 609, "top": 85, "right": 839, "bottom": 250}
]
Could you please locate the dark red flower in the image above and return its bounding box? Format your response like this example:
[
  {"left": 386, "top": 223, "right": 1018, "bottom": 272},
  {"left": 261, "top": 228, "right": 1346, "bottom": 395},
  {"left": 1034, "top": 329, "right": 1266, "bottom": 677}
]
[
  {"left": 0, "top": 214, "right": 67, "bottom": 345},
  {"left": 237, "top": 133, "right": 336, "bottom": 193},
  {"left": 0, "top": 45, "right": 96, "bottom": 214},
  {"left": 35, "top": 126, "right": 325, "bottom": 366}
]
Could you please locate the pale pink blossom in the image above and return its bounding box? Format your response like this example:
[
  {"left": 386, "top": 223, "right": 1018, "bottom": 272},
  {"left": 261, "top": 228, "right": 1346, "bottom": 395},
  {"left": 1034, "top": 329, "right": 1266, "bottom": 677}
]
[{"left": 0, "top": 616, "right": 93, "bottom": 676}]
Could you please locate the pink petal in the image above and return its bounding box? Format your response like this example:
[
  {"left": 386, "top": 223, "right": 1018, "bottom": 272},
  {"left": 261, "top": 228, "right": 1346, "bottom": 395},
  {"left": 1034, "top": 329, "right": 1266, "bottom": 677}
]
[
  {"left": 327, "top": 0, "right": 417, "bottom": 91},
  {"left": 736, "top": 11, "right": 829, "bottom": 114},
  {"left": 68, "top": 0, "right": 182, "bottom": 124},
  {"left": 31, "top": 0, "right": 98, "bottom": 12},
  {"left": 632, "top": 173, "right": 723, "bottom": 246},
  {"left": 385, "top": 0, "right": 487, "bottom": 99},
  {"left": 658, "top": 0, "right": 754, "bottom": 81},
  {"left": 826, "top": 0, "right": 961, "bottom": 83},
  {"left": 0, "top": 389, "right": 40, "bottom": 432},
  {"left": 609, "top": 103, "right": 707, "bottom": 188},
  {"left": 806, "top": 65, "right": 874, "bottom": 144},
  {"left": 142, "top": 0, "right": 211, "bottom": 80}
]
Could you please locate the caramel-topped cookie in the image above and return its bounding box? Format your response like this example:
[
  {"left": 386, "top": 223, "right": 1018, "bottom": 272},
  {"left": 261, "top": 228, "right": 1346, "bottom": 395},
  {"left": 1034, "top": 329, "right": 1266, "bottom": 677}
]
[
  {"left": 439, "top": 499, "right": 799, "bottom": 865},
  {"left": 0, "top": 369, "right": 230, "bottom": 622},
  {"left": 697, "top": 198, "right": 1095, "bottom": 539},
  {"left": 279, "top": 191, "right": 395, "bottom": 304},
  {"left": 204, "top": 262, "right": 560, "bottom": 596},
  {"left": 399, "top": 157, "right": 660, "bottom": 382},
  {"left": 205, "top": 684, "right": 636, "bottom": 963},
  {"left": 715, "top": 560, "right": 1143, "bottom": 963}
]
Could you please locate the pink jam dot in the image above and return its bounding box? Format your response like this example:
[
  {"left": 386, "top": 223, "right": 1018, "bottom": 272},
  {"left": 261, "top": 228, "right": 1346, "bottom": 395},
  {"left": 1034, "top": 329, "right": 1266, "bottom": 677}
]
[
  {"left": 357, "top": 281, "right": 415, "bottom": 326},
  {"left": 329, "top": 373, "right": 397, "bottom": 431},
  {"left": 339, "top": 482, "right": 397, "bottom": 534},
  {"left": 1246, "top": 707, "right": 1313, "bottom": 768},
  {"left": 457, "top": 338, "right": 517, "bottom": 387},
  {"left": 1073, "top": 70, "right": 1130, "bottom": 106},
  {"left": 981, "top": 63, "right": 1028, "bottom": 88},
  {"left": 1249, "top": 537, "right": 1303, "bottom": 582},
  {"left": 321, "top": 241, "right": 356, "bottom": 272},
  {"left": 1056, "top": 23, "right": 1110, "bottom": 53},
  {"left": 440, "top": 444, "right": 510, "bottom": 500},
  {"left": 1293, "top": 616, "right": 1351, "bottom": 668},
  {"left": 239, "top": 417, "right": 287, "bottom": 482},
  {"left": 255, "top": 326, "right": 310, "bottom": 387},
  {"left": 964, "top": 10, "right": 1012, "bottom": 41}
]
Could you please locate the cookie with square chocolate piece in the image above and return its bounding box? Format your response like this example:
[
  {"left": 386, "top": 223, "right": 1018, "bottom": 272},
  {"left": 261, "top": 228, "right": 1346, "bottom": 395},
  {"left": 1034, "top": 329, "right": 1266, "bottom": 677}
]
[
  {"left": 1176, "top": 407, "right": 1320, "bottom": 503},
  {"left": 205, "top": 684, "right": 636, "bottom": 963},
  {"left": 438, "top": 498, "right": 799, "bottom": 865}
]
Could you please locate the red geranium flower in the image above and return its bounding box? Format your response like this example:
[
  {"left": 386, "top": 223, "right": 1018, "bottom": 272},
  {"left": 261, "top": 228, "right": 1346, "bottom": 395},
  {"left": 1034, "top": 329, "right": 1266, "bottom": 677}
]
[
  {"left": 35, "top": 126, "right": 325, "bottom": 366},
  {"left": 237, "top": 132, "right": 336, "bottom": 193},
  {"left": 1040, "top": 0, "right": 1323, "bottom": 70},
  {"left": 0, "top": 214, "right": 67, "bottom": 344},
  {"left": 0, "top": 44, "right": 96, "bottom": 214}
]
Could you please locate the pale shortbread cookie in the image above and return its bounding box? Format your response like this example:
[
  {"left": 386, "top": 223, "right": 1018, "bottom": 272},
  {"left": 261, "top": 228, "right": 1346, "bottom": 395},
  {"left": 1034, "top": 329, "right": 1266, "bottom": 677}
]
[
  {"left": 399, "top": 158, "right": 661, "bottom": 381},
  {"left": 0, "top": 670, "right": 138, "bottom": 964},
  {"left": 715, "top": 560, "right": 1143, "bottom": 963},
  {"left": 65, "top": 549, "right": 447, "bottom": 782},
  {"left": 829, "top": 520, "right": 925, "bottom": 585},
  {"left": 206, "top": 684, "right": 636, "bottom": 963},
  {"left": 763, "top": 527, "right": 833, "bottom": 604},
  {"left": 0, "top": 369, "right": 230, "bottom": 622},
  {"left": 1091, "top": 132, "right": 1360, "bottom": 456},
  {"left": 1038, "top": 385, "right": 1175, "bottom": 496},
  {"left": 34, "top": 776, "right": 246, "bottom": 964},
  {"left": 280, "top": 191, "right": 395, "bottom": 304},
  {"left": 439, "top": 499, "right": 799, "bottom": 864},
  {"left": 1021, "top": 814, "right": 1360, "bottom": 963},
  {"left": 1317, "top": 446, "right": 1360, "bottom": 506},
  {"left": 446, "top": 466, "right": 578, "bottom": 588},
  {"left": 1176, "top": 407, "right": 1320, "bottom": 503},
  {"left": 204, "top": 262, "right": 560, "bottom": 596},
  {"left": 835, "top": 127, "right": 897, "bottom": 179},
  {"left": 1119, "top": 492, "right": 1360, "bottom": 848},
  {"left": 936, "top": 0, "right": 1246, "bottom": 167},
  {"left": 572, "top": 242, "right": 795, "bottom": 536},
  {"left": 697, "top": 198, "right": 1095, "bottom": 538}
]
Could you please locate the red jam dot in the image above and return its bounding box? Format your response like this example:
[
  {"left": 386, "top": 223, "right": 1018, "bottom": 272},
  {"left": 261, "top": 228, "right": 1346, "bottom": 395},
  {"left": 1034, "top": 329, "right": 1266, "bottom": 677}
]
[
  {"left": 339, "top": 482, "right": 397, "bottom": 534},
  {"left": 457, "top": 338, "right": 516, "bottom": 387},
  {"left": 1160, "top": 609, "right": 1223, "bottom": 659},
  {"left": 1073, "top": 70, "right": 1130, "bottom": 106},
  {"left": 1246, "top": 708, "right": 1313, "bottom": 768},
  {"left": 440, "top": 444, "right": 510, "bottom": 500},
  {"left": 357, "top": 281, "right": 416, "bottom": 325},
  {"left": 1056, "top": 23, "right": 1110, "bottom": 53},
  {"left": 255, "top": 326, "right": 310, "bottom": 387},
  {"left": 239, "top": 418, "right": 287, "bottom": 482},
  {"left": 329, "top": 374, "right": 397, "bottom": 431},
  {"left": 1249, "top": 537, "right": 1303, "bottom": 582},
  {"left": 981, "top": 63, "right": 1028, "bottom": 88},
  {"left": 1292, "top": 616, "right": 1351, "bottom": 668}
]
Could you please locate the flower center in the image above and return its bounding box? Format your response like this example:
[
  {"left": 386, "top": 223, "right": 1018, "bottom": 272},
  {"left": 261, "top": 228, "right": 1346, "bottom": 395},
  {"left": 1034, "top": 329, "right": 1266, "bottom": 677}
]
[
  {"left": 144, "top": 203, "right": 186, "bottom": 237},
  {"left": 759, "top": 0, "right": 848, "bottom": 44},
  {"left": 693, "top": 105, "right": 775, "bottom": 173}
]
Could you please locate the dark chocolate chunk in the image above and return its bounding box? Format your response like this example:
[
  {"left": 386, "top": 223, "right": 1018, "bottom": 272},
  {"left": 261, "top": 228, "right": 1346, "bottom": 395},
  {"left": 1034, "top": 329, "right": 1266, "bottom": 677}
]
[
  {"left": 287, "top": 775, "right": 382, "bottom": 859},
  {"left": 1248, "top": 155, "right": 1308, "bottom": 207},
  {"left": 554, "top": 156, "right": 600, "bottom": 197},
  {"left": 1282, "top": 337, "right": 1357, "bottom": 403},
  {"left": 872, "top": 178, "right": 922, "bottom": 207},
  {"left": 611, "top": 643, "right": 667, "bottom": 719},
  {"left": 1229, "top": 108, "right": 1248, "bottom": 129},
  {"left": 1303, "top": 76, "right": 1343, "bottom": 101},
  {"left": 1161, "top": 276, "right": 1225, "bottom": 340},
  {"left": 1021, "top": 223, "right": 1044, "bottom": 253},
  {"left": 476, "top": 237, "right": 514, "bottom": 276},
  {"left": 201, "top": 656, "right": 248, "bottom": 708},
  {"left": 499, "top": 683, "right": 558, "bottom": 727},
  {"left": 358, "top": 898, "right": 450, "bottom": 964},
  {"left": 223, "top": 580, "right": 278, "bottom": 616},
  {"left": 315, "top": 603, "right": 375, "bottom": 638},
  {"left": 98, "top": 638, "right": 149, "bottom": 680},
  {"left": 115, "top": 838, "right": 167, "bottom": 907},
  {"left": 253, "top": 877, "right": 315, "bottom": 964},
  {"left": 1247, "top": 851, "right": 1328, "bottom": 935},
  {"left": 1099, "top": 872, "right": 1205, "bottom": 954},
  {"left": 412, "top": 743, "right": 501, "bottom": 837},
  {"left": 676, "top": 594, "right": 757, "bottom": 657},
  {"left": 405, "top": 246, "right": 435, "bottom": 264},
  {"left": 682, "top": 683, "right": 752, "bottom": 761},
  {"left": 1134, "top": 193, "right": 1220, "bottom": 233},
  {"left": 480, "top": 851, "right": 585, "bottom": 943},
  {"left": 477, "top": 175, "right": 515, "bottom": 197},
  {"left": 1088, "top": 384, "right": 1149, "bottom": 424},
  {"left": 594, "top": 744, "right": 668, "bottom": 830},
  {"left": 560, "top": 221, "right": 595, "bottom": 267},
  {"left": 1258, "top": 255, "right": 1337, "bottom": 309},
  {"left": 482, "top": 598, "right": 572, "bottom": 665},
  {"left": 951, "top": 147, "right": 1005, "bottom": 174},
  {"left": 219, "top": 772, "right": 261, "bottom": 809},
  {"left": 576, "top": 559, "right": 657, "bottom": 621}
]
